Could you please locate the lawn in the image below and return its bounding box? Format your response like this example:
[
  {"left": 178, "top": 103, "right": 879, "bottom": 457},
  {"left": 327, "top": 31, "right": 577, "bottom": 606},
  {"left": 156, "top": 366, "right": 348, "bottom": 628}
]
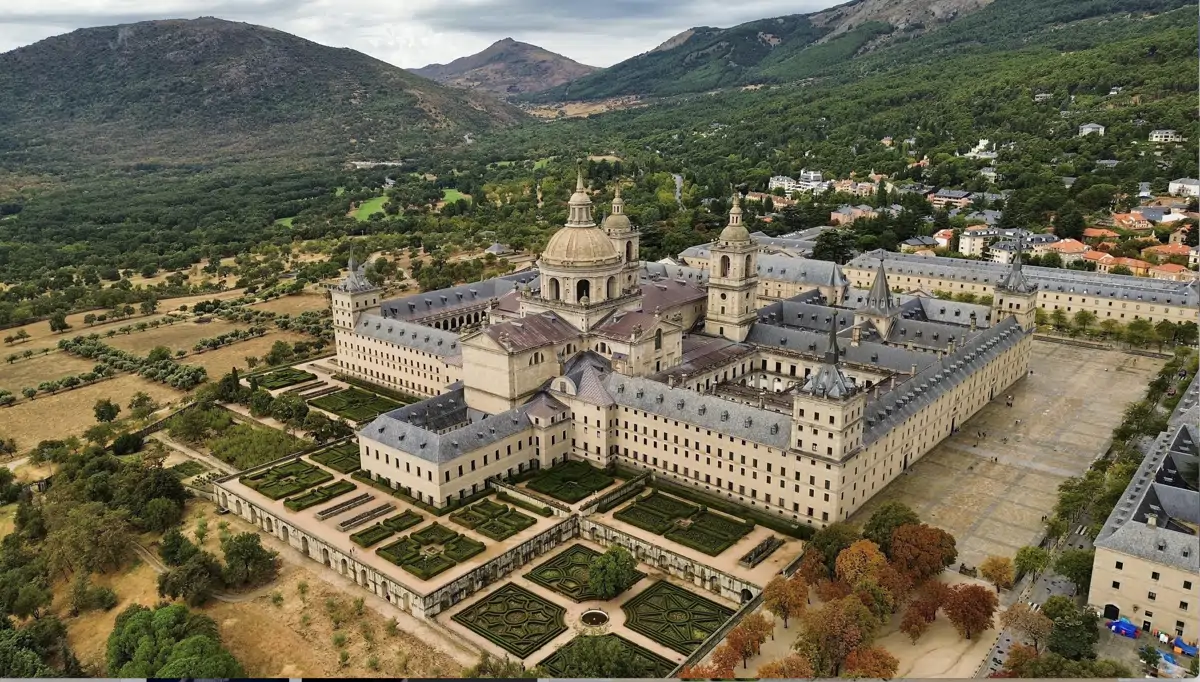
[
  {"left": 441, "top": 189, "right": 467, "bottom": 203},
  {"left": 353, "top": 195, "right": 387, "bottom": 221},
  {"left": 309, "top": 442, "right": 360, "bottom": 473},
  {"left": 256, "top": 367, "right": 317, "bottom": 390},
  {"left": 538, "top": 635, "right": 674, "bottom": 677},
  {"left": 526, "top": 460, "right": 614, "bottom": 503},
  {"left": 525, "top": 544, "right": 643, "bottom": 602},
  {"left": 452, "top": 583, "right": 567, "bottom": 658},
  {"left": 107, "top": 319, "right": 243, "bottom": 354},
  {"left": 240, "top": 460, "right": 333, "bottom": 500},
  {"left": 309, "top": 387, "right": 403, "bottom": 423},
  {"left": 274, "top": 217, "right": 295, "bottom": 227},
  {"left": 621, "top": 581, "right": 735, "bottom": 655},
  {"left": 613, "top": 492, "right": 753, "bottom": 556}
]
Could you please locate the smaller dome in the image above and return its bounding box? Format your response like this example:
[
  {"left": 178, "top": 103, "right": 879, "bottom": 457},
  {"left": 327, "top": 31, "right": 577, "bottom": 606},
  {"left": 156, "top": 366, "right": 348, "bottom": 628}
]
[
  {"left": 603, "top": 212, "right": 631, "bottom": 232},
  {"left": 719, "top": 194, "right": 750, "bottom": 242},
  {"left": 541, "top": 226, "right": 621, "bottom": 267}
]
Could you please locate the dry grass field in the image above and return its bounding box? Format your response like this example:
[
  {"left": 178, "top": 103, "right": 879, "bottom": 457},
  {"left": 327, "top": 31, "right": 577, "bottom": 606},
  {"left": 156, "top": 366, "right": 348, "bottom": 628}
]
[
  {"left": 108, "top": 319, "right": 244, "bottom": 354},
  {"left": 2, "top": 375, "right": 183, "bottom": 450},
  {"left": 0, "top": 504, "right": 14, "bottom": 538},
  {"left": 62, "top": 501, "right": 466, "bottom": 677},
  {"left": 188, "top": 331, "right": 311, "bottom": 378},
  {"left": 0, "top": 352, "right": 96, "bottom": 389},
  {"left": 250, "top": 293, "right": 328, "bottom": 315}
]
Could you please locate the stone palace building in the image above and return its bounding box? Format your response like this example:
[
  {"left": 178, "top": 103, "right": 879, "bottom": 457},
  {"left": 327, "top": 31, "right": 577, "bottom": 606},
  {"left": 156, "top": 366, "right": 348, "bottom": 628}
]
[{"left": 330, "top": 175, "right": 1036, "bottom": 527}]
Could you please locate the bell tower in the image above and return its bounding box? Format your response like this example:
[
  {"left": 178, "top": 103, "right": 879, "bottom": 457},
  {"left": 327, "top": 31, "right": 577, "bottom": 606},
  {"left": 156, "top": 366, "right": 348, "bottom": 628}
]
[
  {"left": 790, "top": 322, "right": 866, "bottom": 462},
  {"left": 330, "top": 257, "right": 381, "bottom": 332},
  {"left": 992, "top": 233, "right": 1039, "bottom": 332},
  {"left": 704, "top": 195, "right": 759, "bottom": 341}
]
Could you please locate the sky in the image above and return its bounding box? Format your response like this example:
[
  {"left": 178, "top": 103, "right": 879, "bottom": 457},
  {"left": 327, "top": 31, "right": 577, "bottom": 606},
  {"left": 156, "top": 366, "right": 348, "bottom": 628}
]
[{"left": 0, "top": 0, "right": 839, "bottom": 68}]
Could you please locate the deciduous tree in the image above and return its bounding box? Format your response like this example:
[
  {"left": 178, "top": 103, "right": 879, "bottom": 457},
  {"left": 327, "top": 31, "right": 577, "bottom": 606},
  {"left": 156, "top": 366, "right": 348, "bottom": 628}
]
[
  {"left": 979, "top": 555, "right": 1015, "bottom": 592},
  {"left": 794, "top": 596, "right": 879, "bottom": 676},
  {"left": 1053, "top": 548, "right": 1094, "bottom": 596},
  {"left": 843, "top": 645, "right": 899, "bottom": 679},
  {"left": 221, "top": 532, "right": 278, "bottom": 588},
  {"left": 763, "top": 575, "right": 807, "bottom": 628},
  {"left": 1000, "top": 603, "right": 1054, "bottom": 653},
  {"left": 757, "top": 653, "right": 814, "bottom": 678},
  {"left": 93, "top": 398, "right": 121, "bottom": 423},
  {"left": 809, "top": 522, "right": 861, "bottom": 575},
  {"left": 862, "top": 501, "right": 919, "bottom": 557},
  {"left": 890, "top": 524, "right": 957, "bottom": 583},
  {"left": 1014, "top": 546, "right": 1050, "bottom": 578},
  {"left": 836, "top": 539, "right": 888, "bottom": 586},
  {"left": 942, "top": 583, "right": 997, "bottom": 640},
  {"left": 587, "top": 546, "right": 638, "bottom": 600}
]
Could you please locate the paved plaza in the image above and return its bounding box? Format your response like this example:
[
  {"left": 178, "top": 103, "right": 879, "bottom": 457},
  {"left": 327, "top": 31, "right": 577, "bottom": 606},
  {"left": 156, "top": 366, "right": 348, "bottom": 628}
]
[{"left": 852, "top": 341, "right": 1164, "bottom": 568}]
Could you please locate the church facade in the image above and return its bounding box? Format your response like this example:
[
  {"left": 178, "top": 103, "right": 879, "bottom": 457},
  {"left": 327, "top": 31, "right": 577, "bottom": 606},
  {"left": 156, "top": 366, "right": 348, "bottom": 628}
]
[{"left": 331, "top": 176, "right": 1036, "bottom": 528}]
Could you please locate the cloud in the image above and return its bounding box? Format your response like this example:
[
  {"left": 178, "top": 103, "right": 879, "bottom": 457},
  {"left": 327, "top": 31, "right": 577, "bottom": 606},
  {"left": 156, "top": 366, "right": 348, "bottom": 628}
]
[{"left": 0, "top": 0, "right": 838, "bottom": 68}]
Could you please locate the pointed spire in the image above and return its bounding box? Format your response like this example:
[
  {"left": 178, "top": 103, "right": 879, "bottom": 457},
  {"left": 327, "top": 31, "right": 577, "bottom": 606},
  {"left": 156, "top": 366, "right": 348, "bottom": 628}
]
[
  {"left": 575, "top": 169, "right": 585, "bottom": 192},
  {"left": 565, "top": 169, "right": 595, "bottom": 227},
  {"left": 825, "top": 317, "right": 840, "bottom": 364},
  {"left": 611, "top": 183, "right": 624, "bottom": 214},
  {"left": 801, "top": 317, "right": 855, "bottom": 399},
  {"left": 998, "top": 231, "right": 1037, "bottom": 294},
  {"left": 862, "top": 258, "right": 897, "bottom": 317},
  {"left": 729, "top": 193, "right": 743, "bottom": 224}
]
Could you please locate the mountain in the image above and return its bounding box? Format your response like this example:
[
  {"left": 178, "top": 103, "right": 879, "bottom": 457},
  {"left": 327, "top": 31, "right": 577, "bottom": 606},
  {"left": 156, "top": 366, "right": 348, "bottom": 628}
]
[
  {"left": 0, "top": 18, "right": 527, "bottom": 167},
  {"left": 412, "top": 38, "right": 597, "bottom": 97},
  {"left": 526, "top": 0, "right": 1005, "bottom": 101}
]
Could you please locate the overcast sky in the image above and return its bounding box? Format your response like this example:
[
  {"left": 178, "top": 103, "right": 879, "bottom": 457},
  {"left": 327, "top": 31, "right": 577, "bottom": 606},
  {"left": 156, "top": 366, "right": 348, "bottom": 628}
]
[{"left": 0, "top": 0, "right": 839, "bottom": 68}]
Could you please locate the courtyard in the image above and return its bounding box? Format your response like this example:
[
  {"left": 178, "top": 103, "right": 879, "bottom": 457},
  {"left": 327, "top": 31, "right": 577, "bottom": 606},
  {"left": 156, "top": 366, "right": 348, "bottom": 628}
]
[{"left": 851, "top": 340, "right": 1165, "bottom": 568}]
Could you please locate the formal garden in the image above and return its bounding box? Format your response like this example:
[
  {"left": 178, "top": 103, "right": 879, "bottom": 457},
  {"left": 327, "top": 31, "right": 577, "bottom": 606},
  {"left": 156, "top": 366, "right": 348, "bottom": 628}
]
[
  {"left": 168, "top": 460, "right": 208, "bottom": 478},
  {"left": 309, "top": 441, "right": 360, "bottom": 473},
  {"left": 283, "top": 480, "right": 356, "bottom": 511},
  {"left": 255, "top": 366, "right": 316, "bottom": 389},
  {"left": 525, "top": 544, "right": 644, "bottom": 602},
  {"left": 373, "top": 521, "right": 486, "bottom": 579},
  {"left": 348, "top": 509, "right": 424, "bottom": 547},
  {"left": 526, "top": 460, "right": 614, "bottom": 503},
  {"left": 537, "top": 634, "right": 675, "bottom": 677},
  {"left": 309, "top": 387, "right": 403, "bottom": 422},
  {"left": 452, "top": 583, "right": 568, "bottom": 658},
  {"left": 240, "top": 459, "right": 333, "bottom": 500},
  {"left": 621, "top": 580, "right": 734, "bottom": 655},
  {"left": 613, "top": 491, "right": 753, "bottom": 555},
  {"left": 449, "top": 498, "right": 537, "bottom": 540}
]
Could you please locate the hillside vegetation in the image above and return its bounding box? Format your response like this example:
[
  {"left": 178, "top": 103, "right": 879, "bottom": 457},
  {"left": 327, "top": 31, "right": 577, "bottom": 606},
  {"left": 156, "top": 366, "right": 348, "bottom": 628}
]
[
  {"left": 0, "top": 17, "right": 525, "bottom": 167},
  {"left": 411, "top": 38, "right": 597, "bottom": 97}
]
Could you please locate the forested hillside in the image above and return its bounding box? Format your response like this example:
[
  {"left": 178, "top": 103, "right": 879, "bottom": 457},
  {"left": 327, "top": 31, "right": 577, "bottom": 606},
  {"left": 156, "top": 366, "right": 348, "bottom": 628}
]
[{"left": 0, "top": 17, "right": 525, "bottom": 167}]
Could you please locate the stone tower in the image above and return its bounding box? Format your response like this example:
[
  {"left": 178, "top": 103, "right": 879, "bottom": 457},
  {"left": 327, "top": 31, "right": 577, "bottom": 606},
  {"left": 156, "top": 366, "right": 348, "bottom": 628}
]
[
  {"left": 992, "top": 233, "right": 1039, "bottom": 331},
  {"left": 330, "top": 256, "right": 382, "bottom": 332},
  {"left": 704, "top": 195, "right": 759, "bottom": 341},
  {"left": 855, "top": 258, "right": 900, "bottom": 338},
  {"left": 791, "top": 321, "right": 866, "bottom": 462}
]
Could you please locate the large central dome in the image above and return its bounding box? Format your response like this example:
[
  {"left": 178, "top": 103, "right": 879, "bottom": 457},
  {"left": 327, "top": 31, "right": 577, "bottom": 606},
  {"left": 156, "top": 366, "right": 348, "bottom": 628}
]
[{"left": 540, "top": 172, "right": 622, "bottom": 267}]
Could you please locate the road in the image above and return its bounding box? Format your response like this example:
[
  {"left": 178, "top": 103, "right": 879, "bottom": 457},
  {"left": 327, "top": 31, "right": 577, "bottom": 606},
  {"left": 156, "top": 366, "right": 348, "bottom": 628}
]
[{"left": 978, "top": 523, "right": 1097, "bottom": 676}]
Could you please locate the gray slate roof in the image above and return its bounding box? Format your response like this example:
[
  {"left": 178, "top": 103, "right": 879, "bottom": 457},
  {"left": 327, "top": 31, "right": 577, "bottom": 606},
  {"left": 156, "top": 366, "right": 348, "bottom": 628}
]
[
  {"left": 359, "top": 389, "right": 533, "bottom": 464},
  {"left": 355, "top": 314, "right": 460, "bottom": 356},
  {"left": 744, "top": 323, "right": 932, "bottom": 375},
  {"left": 381, "top": 270, "right": 539, "bottom": 321},
  {"left": 757, "top": 254, "right": 848, "bottom": 287},
  {"left": 850, "top": 250, "right": 1199, "bottom": 307},
  {"left": 603, "top": 373, "right": 791, "bottom": 450}
]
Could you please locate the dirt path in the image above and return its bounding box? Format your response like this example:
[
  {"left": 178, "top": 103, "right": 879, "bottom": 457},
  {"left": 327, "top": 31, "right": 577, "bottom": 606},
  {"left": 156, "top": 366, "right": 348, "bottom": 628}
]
[
  {"left": 150, "top": 432, "right": 236, "bottom": 476},
  {"left": 130, "top": 543, "right": 276, "bottom": 604}
]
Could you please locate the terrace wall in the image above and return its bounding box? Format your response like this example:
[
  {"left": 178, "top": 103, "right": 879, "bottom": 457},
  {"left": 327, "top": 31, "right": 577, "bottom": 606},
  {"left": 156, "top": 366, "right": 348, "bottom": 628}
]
[{"left": 579, "top": 518, "right": 760, "bottom": 605}]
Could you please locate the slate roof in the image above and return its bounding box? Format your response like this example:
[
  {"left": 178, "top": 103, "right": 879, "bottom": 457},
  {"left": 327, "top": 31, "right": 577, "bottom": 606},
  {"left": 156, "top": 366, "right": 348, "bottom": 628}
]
[
  {"left": 359, "top": 390, "right": 533, "bottom": 464},
  {"left": 354, "top": 314, "right": 460, "bottom": 356},
  {"left": 331, "top": 257, "right": 379, "bottom": 294},
  {"left": 482, "top": 312, "right": 579, "bottom": 353},
  {"left": 849, "top": 250, "right": 1200, "bottom": 307},
  {"left": 640, "top": 278, "right": 708, "bottom": 313},
  {"left": 526, "top": 392, "right": 569, "bottom": 420},
  {"left": 650, "top": 335, "right": 757, "bottom": 384},
  {"left": 603, "top": 373, "right": 792, "bottom": 450},
  {"left": 381, "top": 270, "right": 539, "bottom": 321},
  {"left": 744, "top": 323, "right": 932, "bottom": 375},
  {"left": 592, "top": 310, "right": 662, "bottom": 341},
  {"left": 800, "top": 323, "right": 856, "bottom": 399},
  {"left": 860, "top": 259, "right": 898, "bottom": 318},
  {"left": 862, "top": 318, "right": 1026, "bottom": 444},
  {"left": 640, "top": 262, "right": 710, "bottom": 286},
  {"left": 757, "top": 254, "right": 849, "bottom": 287}
]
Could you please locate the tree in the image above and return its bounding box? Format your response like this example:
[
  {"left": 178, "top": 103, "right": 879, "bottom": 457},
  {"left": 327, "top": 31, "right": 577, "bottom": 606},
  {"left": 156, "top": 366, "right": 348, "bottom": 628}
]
[
  {"left": 1109, "top": 264, "right": 1133, "bottom": 276},
  {"left": 842, "top": 646, "right": 899, "bottom": 678},
  {"left": 862, "top": 501, "right": 919, "bottom": 557},
  {"left": 43, "top": 502, "right": 132, "bottom": 576},
  {"left": 979, "top": 555, "right": 1014, "bottom": 592},
  {"left": 1054, "top": 203, "right": 1085, "bottom": 241},
  {"left": 809, "top": 522, "right": 861, "bottom": 575},
  {"left": 1000, "top": 603, "right": 1054, "bottom": 653},
  {"left": 587, "top": 546, "right": 638, "bottom": 600},
  {"left": 264, "top": 340, "right": 295, "bottom": 366},
  {"left": 942, "top": 583, "right": 996, "bottom": 640},
  {"left": 543, "top": 636, "right": 639, "bottom": 677},
  {"left": 93, "top": 398, "right": 121, "bottom": 423},
  {"left": 1014, "top": 546, "right": 1050, "bottom": 579},
  {"left": 269, "top": 393, "right": 309, "bottom": 427},
  {"left": 794, "top": 596, "right": 879, "bottom": 676},
  {"left": 140, "top": 297, "right": 158, "bottom": 316},
  {"left": 142, "top": 497, "right": 182, "bottom": 533},
  {"left": 1042, "top": 596, "right": 1100, "bottom": 661},
  {"left": 465, "top": 653, "right": 534, "bottom": 678},
  {"left": 221, "top": 532, "right": 278, "bottom": 587},
  {"left": 762, "top": 575, "right": 807, "bottom": 628},
  {"left": 836, "top": 539, "right": 888, "bottom": 586},
  {"left": 1002, "top": 645, "right": 1131, "bottom": 678},
  {"left": 757, "top": 653, "right": 814, "bottom": 678},
  {"left": 725, "top": 622, "right": 759, "bottom": 669},
  {"left": 48, "top": 313, "right": 70, "bottom": 333},
  {"left": 12, "top": 583, "right": 52, "bottom": 619},
  {"left": 1137, "top": 644, "right": 1161, "bottom": 670},
  {"left": 160, "top": 527, "right": 199, "bottom": 567},
  {"left": 1072, "top": 310, "right": 1096, "bottom": 332},
  {"left": 812, "top": 229, "right": 855, "bottom": 264},
  {"left": 158, "top": 551, "right": 224, "bottom": 607},
  {"left": 1053, "top": 548, "right": 1094, "bottom": 596},
  {"left": 106, "top": 604, "right": 243, "bottom": 677},
  {"left": 890, "top": 524, "right": 957, "bottom": 583},
  {"left": 797, "top": 548, "right": 828, "bottom": 584},
  {"left": 128, "top": 391, "right": 158, "bottom": 419}
]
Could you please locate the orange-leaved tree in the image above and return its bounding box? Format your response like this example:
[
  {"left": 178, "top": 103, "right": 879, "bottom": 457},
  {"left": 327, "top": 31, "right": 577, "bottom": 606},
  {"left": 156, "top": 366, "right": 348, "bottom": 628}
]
[
  {"left": 763, "top": 575, "right": 808, "bottom": 628},
  {"left": 890, "top": 523, "right": 958, "bottom": 583},
  {"left": 836, "top": 539, "right": 889, "bottom": 586},
  {"left": 943, "top": 583, "right": 999, "bottom": 640},
  {"left": 794, "top": 595, "right": 880, "bottom": 676},
  {"left": 999, "top": 603, "right": 1054, "bottom": 653},
  {"left": 979, "top": 555, "right": 1015, "bottom": 592},
  {"left": 757, "top": 653, "right": 815, "bottom": 678},
  {"left": 843, "top": 645, "right": 901, "bottom": 679}
]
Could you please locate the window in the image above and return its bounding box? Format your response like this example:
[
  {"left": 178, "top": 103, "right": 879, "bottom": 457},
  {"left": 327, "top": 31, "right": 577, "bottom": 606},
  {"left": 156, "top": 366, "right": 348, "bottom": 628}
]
[
  {"left": 1111, "top": 581, "right": 1121, "bottom": 589},
  {"left": 1148, "top": 591, "right": 1157, "bottom": 601},
  {"left": 1152, "top": 571, "right": 1160, "bottom": 581},
  {"left": 1185, "top": 581, "right": 1194, "bottom": 590},
  {"left": 1115, "top": 561, "right": 1123, "bottom": 570},
  {"left": 1180, "top": 602, "right": 1189, "bottom": 611}
]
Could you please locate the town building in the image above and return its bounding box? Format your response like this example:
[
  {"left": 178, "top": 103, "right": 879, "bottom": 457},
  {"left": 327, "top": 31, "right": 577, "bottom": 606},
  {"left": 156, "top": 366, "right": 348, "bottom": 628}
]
[
  {"left": 1148, "top": 263, "right": 1198, "bottom": 282},
  {"left": 1149, "top": 130, "right": 1185, "bottom": 144},
  {"left": 1042, "top": 238, "right": 1090, "bottom": 265},
  {"left": 1089, "top": 375, "right": 1198, "bottom": 642},
  {"left": 845, "top": 250, "right": 1199, "bottom": 324},
  {"left": 930, "top": 189, "right": 973, "bottom": 209},
  {"left": 1078, "top": 123, "right": 1106, "bottom": 137},
  {"left": 1168, "top": 178, "right": 1200, "bottom": 197}
]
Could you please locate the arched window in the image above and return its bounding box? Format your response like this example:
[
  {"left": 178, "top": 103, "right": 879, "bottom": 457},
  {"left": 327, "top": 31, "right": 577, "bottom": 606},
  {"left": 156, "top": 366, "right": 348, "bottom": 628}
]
[
  {"left": 626, "top": 241, "right": 633, "bottom": 262},
  {"left": 745, "top": 254, "right": 753, "bottom": 276},
  {"left": 654, "top": 329, "right": 663, "bottom": 350},
  {"left": 548, "top": 278, "right": 560, "bottom": 300},
  {"left": 606, "top": 276, "right": 617, "bottom": 299},
  {"left": 576, "top": 279, "right": 590, "bottom": 302},
  {"left": 720, "top": 255, "right": 731, "bottom": 277}
]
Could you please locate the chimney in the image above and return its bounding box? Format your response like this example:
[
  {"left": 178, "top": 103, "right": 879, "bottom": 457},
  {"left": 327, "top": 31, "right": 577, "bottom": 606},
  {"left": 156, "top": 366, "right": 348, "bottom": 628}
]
[
  {"left": 969, "top": 313, "right": 977, "bottom": 331},
  {"left": 890, "top": 376, "right": 897, "bottom": 390},
  {"left": 758, "top": 389, "right": 766, "bottom": 409},
  {"left": 851, "top": 326, "right": 862, "bottom": 347},
  {"left": 1146, "top": 513, "right": 1157, "bottom": 528},
  {"left": 910, "top": 363, "right": 918, "bottom": 376},
  {"left": 667, "top": 375, "right": 677, "bottom": 388}
]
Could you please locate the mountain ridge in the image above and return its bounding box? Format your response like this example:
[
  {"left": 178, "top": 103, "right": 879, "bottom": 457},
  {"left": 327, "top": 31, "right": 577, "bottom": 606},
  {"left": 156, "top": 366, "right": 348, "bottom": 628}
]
[
  {"left": 411, "top": 38, "right": 597, "bottom": 97},
  {"left": 0, "top": 17, "right": 526, "bottom": 167}
]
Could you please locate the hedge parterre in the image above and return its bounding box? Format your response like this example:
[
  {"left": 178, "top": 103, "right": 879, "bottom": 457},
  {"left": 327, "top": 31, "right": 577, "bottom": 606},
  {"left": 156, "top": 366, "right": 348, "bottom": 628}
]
[
  {"left": 526, "top": 460, "right": 614, "bottom": 503},
  {"left": 538, "top": 634, "right": 675, "bottom": 677},
  {"left": 241, "top": 459, "right": 333, "bottom": 500},
  {"left": 621, "top": 580, "right": 735, "bottom": 654},
  {"left": 452, "top": 583, "right": 567, "bottom": 658},
  {"left": 525, "top": 544, "right": 644, "bottom": 602}
]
